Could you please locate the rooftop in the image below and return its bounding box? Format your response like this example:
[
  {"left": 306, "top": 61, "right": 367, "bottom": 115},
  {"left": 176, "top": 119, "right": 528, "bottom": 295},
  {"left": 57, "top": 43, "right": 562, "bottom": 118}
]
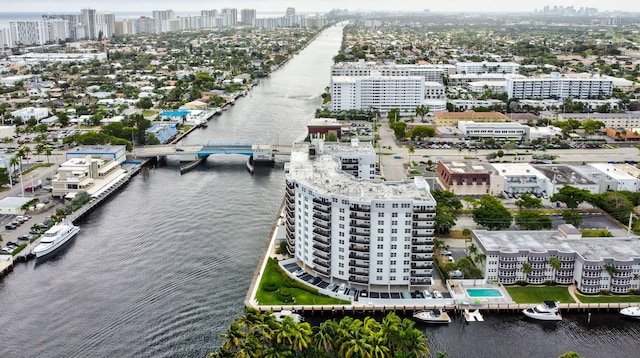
[
  {"left": 532, "top": 164, "right": 597, "bottom": 185},
  {"left": 490, "top": 163, "right": 546, "bottom": 178},
  {"left": 435, "top": 112, "right": 509, "bottom": 120},
  {"left": 440, "top": 161, "right": 493, "bottom": 174},
  {"left": 475, "top": 229, "right": 640, "bottom": 261},
  {"left": 589, "top": 163, "right": 638, "bottom": 181}
]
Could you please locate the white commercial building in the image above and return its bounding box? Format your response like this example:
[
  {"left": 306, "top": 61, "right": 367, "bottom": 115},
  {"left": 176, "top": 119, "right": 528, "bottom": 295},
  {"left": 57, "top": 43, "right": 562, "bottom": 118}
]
[
  {"left": 490, "top": 163, "right": 548, "bottom": 196},
  {"left": 449, "top": 99, "right": 506, "bottom": 111},
  {"left": 455, "top": 61, "right": 520, "bottom": 75},
  {"left": 557, "top": 112, "right": 640, "bottom": 129},
  {"left": 424, "top": 82, "right": 445, "bottom": 99},
  {"left": 331, "top": 60, "right": 450, "bottom": 84},
  {"left": 52, "top": 155, "right": 127, "bottom": 199},
  {"left": 331, "top": 75, "right": 425, "bottom": 115},
  {"left": 458, "top": 121, "right": 526, "bottom": 140},
  {"left": 473, "top": 227, "right": 640, "bottom": 294},
  {"left": 284, "top": 140, "right": 437, "bottom": 291},
  {"left": 507, "top": 74, "right": 614, "bottom": 100},
  {"left": 468, "top": 81, "right": 507, "bottom": 94},
  {"left": 10, "top": 107, "right": 48, "bottom": 121},
  {"left": 588, "top": 163, "right": 639, "bottom": 192}
]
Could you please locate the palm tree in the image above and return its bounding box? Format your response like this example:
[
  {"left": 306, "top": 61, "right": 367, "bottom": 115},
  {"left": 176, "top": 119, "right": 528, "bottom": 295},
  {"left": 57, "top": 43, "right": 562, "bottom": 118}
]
[
  {"left": 313, "top": 320, "right": 337, "bottom": 355},
  {"left": 549, "top": 256, "right": 562, "bottom": 283},
  {"left": 44, "top": 146, "right": 53, "bottom": 164},
  {"left": 407, "top": 145, "right": 415, "bottom": 166},
  {"left": 468, "top": 243, "right": 478, "bottom": 258},
  {"left": 604, "top": 264, "right": 620, "bottom": 292},
  {"left": 521, "top": 262, "right": 533, "bottom": 281},
  {"left": 474, "top": 253, "right": 486, "bottom": 266}
]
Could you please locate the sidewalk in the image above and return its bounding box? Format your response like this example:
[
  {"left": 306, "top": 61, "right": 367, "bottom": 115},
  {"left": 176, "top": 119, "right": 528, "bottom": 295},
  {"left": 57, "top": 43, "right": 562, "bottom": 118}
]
[{"left": 568, "top": 284, "right": 582, "bottom": 303}]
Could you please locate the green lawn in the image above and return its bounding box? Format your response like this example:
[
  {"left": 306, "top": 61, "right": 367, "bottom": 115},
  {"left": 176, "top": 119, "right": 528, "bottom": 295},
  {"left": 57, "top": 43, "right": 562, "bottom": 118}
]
[
  {"left": 143, "top": 110, "right": 158, "bottom": 117},
  {"left": 576, "top": 294, "right": 640, "bottom": 304},
  {"left": 505, "top": 286, "right": 575, "bottom": 304},
  {"left": 255, "top": 258, "right": 348, "bottom": 306}
]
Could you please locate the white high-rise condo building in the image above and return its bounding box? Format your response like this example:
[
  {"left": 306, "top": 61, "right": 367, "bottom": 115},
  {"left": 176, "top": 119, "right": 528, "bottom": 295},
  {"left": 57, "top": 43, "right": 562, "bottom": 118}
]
[
  {"left": 80, "top": 8, "right": 97, "bottom": 39},
  {"left": 332, "top": 60, "right": 447, "bottom": 84},
  {"left": 331, "top": 75, "right": 425, "bottom": 115},
  {"left": 221, "top": 8, "right": 238, "bottom": 26},
  {"left": 284, "top": 140, "right": 437, "bottom": 291},
  {"left": 507, "top": 74, "right": 614, "bottom": 100},
  {"left": 455, "top": 61, "right": 520, "bottom": 75},
  {"left": 240, "top": 9, "right": 256, "bottom": 25}
]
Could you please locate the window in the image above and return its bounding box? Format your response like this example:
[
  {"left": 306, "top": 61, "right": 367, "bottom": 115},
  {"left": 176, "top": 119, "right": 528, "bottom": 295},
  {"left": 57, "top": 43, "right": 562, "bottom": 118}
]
[
  {"left": 377, "top": 260, "right": 383, "bottom": 265},
  {"left": 377, "top": 268, "right": 383, "bottom": 273},
  {"left": 377, "top": 244, "right": 384, "bottom": 249},
  {"left": 378, "top": 220, "right": 384, "bottom": 225}
]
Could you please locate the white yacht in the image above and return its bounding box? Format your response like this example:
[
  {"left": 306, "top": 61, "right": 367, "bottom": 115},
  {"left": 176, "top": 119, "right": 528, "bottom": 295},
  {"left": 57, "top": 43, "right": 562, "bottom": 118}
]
[
  {"left": 413, "top": 309, "right": 452, "bottom": 324},
  {"left": 32, "top": 223, "right": 80, "bottom": 258},
  {"left": 271, "top": 310, "right": 303, "bottom": 323},
  {"left": 523, "top": 301, "right": 562, "bottom": 321},
  {"left": 620, "top": 306, "right": 640, "bottom": 319}
]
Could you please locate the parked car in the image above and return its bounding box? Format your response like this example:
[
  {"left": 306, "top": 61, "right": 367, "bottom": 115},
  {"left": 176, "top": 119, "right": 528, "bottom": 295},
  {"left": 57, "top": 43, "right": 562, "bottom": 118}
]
[{"left": 432, "top": 290, "right": 443, "bottom": 299}]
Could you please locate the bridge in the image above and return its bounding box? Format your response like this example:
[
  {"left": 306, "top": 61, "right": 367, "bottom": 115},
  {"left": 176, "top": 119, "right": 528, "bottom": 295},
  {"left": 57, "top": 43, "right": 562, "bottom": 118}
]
[{"left": 198, "top": 142, "right": 254, "bottom": 157}]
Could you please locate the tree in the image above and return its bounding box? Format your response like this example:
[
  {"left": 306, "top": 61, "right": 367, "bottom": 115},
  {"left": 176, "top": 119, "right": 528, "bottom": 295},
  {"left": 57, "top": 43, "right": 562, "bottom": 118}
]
[
  {"left": 604, "top": 263, "right": 620, "bottom": 292},
  {"left": 551, "top": 186, "right": 592, "bottom": 209},
  {"left": 515, "top": 194, "right": 543, "bottom": 210},
  {"left": 521, "top": 262, "right": 532, "bottom": 280},
  {"left": 389, "top": 121, "right": 407, "bottom": 140},
  {"left": 549, "top": 256, "right": 562, "bottom": 283},
  {"left": 137, "top": 97, "right": 153, "bottom": 110},
  {"left": 57, "top": 112, "right": 70, "bottom": 127},
  {"left": 558, "top": 352, "right": 582, "bottom": 358},
  {"left": 562, "top": 210, "right": 582, "bottom": 227},
  {"left": 407, "top": 145, "right": 415, "bottom": 165},
  {"left": 472, "top": 195, "right": 512, "bottom": 230},
  {"left": 387, "top": 108, "right": 400, "bottom": 122},
  {"left": 515, "top": 211, "right": 553, "bottom": 230},
  {"left": 410, "top": 126, "right": 435, "bottom": 140},
  {"left": 415, "top": 104, "right": 429, "bottom": 120}
]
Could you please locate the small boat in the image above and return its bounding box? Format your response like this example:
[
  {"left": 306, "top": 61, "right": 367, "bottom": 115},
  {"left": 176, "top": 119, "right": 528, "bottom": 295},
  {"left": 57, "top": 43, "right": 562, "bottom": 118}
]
[
  {"left": 271, "top": 310, "right": 303, "bottom": 323},
  {"left": 413, "top": 309, "right": 451, "bottom": 324},
  {"left": 523, "top": 301, "right": 562, "bottom": 321},
  {"left": 464, "top": 308, "right": 484, "bottom": 322},
  {"left": 620, "top": 306, "right": 640, "bottom": 319},
  {"left": 32, "top": 223, "right": 80, "bottom": 258}
]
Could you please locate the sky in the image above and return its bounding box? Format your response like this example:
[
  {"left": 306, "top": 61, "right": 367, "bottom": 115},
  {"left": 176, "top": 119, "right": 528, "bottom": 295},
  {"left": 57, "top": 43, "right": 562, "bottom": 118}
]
[{"left": 3, "top": 1, "right": 639, "bottom": 14}]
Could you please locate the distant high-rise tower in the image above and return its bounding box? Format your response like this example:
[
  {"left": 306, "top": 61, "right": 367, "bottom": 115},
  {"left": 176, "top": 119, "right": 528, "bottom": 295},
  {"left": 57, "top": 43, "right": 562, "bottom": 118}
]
[
  {"left": 80, "top": 8, "right": 97, "bottom": 39},
  {"left": 286, "top": 7, "right": 296, "bottom": 16},
  {"left": 221, "top": 8, "right": 238, "bottom": 26},
  {"left": 240, "top": 9, "right": 256, "bottom": 26}
]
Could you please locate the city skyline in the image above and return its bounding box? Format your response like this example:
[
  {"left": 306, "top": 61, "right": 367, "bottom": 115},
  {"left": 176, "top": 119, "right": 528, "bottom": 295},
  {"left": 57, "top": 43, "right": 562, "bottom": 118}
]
[{"left": 2, "top": 0, "right": 639, "bottom": 13}]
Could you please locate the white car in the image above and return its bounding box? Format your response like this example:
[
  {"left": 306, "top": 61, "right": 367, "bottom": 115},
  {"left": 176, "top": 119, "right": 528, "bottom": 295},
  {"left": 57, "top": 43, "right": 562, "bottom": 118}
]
[{"left": 432, "top": 290, "right": 443, "bottom": 299}]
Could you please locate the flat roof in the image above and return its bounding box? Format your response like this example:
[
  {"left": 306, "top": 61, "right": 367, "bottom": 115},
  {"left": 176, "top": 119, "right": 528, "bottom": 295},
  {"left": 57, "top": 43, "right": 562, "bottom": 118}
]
[
  {"left": 435, "top": 112, "right": 509, "bottom": 120},
  {"left": 475, "top": 229, "right": 640, "bottom": 261},
  {"left": 532, "top": 164, "right": 597, "bottom": 185},
  {"left": 0, "top": 196, "right": 32, "bottom": 208},
  {"left": 490, "top": 163, "right": 547, "bottom": 178},
  {"left": 589, "top": 163, "right": 638, "bottom": 181},
  {"left": 287, "top": 142, "right": 435, "bottom": 203},
  {"left": 441, "top": 161, "right": 493, "bottom": 174}
]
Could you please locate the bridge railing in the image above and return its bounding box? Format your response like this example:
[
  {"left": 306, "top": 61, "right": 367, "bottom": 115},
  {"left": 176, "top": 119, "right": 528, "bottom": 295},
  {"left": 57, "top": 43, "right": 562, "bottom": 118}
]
[{"left": 203, "top": 142, "right": 255, "bottom": 147}]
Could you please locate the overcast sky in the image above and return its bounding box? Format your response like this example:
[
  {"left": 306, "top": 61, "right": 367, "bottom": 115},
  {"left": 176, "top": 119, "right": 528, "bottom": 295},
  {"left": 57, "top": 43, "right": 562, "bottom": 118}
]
[{"left": 3, "top": 1, "right": 638, "bottom": 13}]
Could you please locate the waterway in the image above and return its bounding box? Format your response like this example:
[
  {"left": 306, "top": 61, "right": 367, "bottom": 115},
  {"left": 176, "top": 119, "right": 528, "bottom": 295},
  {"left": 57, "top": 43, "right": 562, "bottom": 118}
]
[{"left": 1, "top": 23, "right": 640, "bottom": 358}]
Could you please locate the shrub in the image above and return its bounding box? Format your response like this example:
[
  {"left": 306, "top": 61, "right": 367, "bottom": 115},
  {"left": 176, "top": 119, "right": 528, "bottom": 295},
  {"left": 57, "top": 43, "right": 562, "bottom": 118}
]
[
  {"left": 544, "top": 280, "right": 557, "bottom": 286},
  {"left": 278, "top": 290, "right": 294, "bottom": 303},
  {"left": 515, "top": 280, "right": 528, "bottom": 286},
  {"left": 263, "top": 282, "right": 278, "bottom": 292}
]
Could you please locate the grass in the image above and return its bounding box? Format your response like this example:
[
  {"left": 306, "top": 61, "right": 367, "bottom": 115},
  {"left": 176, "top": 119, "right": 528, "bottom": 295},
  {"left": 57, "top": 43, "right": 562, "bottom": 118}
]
[
  {"left": 576, "top": 293, "right": 640, "bottom": 303},
  {"left": 255, "top": 258, "right": 348, "bottom": 306},
  {"left": 142, "top": 109, "right": 158, "bottom": 117},
  {"left": 23, "top": 163, "right": 54, "bottom": 175},
  {"left": 581, "top": 229, "right": 613, "bottom": 237},
  {"left": 505, "top": 286, "right": 575, "bottom": 304}
]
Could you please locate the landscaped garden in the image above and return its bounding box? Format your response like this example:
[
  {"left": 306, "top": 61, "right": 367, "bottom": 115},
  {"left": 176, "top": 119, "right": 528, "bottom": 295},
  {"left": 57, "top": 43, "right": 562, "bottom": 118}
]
[
  {"left": 576, "top": 293, "right": 640, "bottom": 304},
  {"left": 255, "top": 258, "right": 348, "bottom": 306}
]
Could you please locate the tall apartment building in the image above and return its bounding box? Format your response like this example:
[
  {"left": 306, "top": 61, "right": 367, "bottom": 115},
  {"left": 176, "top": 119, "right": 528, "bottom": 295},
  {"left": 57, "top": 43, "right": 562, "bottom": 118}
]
[
  {"left": 284, "top": 140, "right": 437, "bottom": 291},
  {"left": 135, "top": 17, "right": 156, "bottom": 35},
  {"left": 152, "top": 9, "right": 176, "bottom": 33},
  {"left": 331, "top": 60, "right": 447, "bottom": 84},
  {"left": 507, "top": 75, "right": 614, "bottom": 100},
  {"left": 455, "top": 61, "right": 520, "bottom": 74},
  {"left": 0, "top": 28, "right": 11, "bottom": 48},
  {"left": 9, "top": 19, "right": 69, "bottom": 46},
  {"left": 96, "top": 13, "right": 116, "bottom": 39},
  {"left": 42, "top": 14, "right": 78, "bottom": 40},
  {"left": 221, "top": 8, "right": 238, "bottom": 26},
  {"left": 240, "top": 9, "right": 257, "bottom": 26},
  {"left": 331, "top": 75, "right": 425, "bottom": 115},
  {"left": 80, "top": 8, "right": 97, "bottom": 39},
  {"left": 115, "top": 20, "right": 136, "bottom": 36},
  {"left": 201, "top": 10, "right": 217, "bottom": 28}
]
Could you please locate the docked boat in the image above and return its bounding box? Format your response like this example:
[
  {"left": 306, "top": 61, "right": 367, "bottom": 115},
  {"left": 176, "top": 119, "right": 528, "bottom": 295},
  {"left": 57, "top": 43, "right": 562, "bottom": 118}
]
[
  {"left": 522, "top": 301, "right": 562, "bottom": 321},
  {"left": 32, "top": 223, "right": 80, "bottom": 258},
  {"left": 464, "top": 308, "right": 484, "bottom": 322},
  {"left": 413, "top": 309, "right": 452, "bottom": 324},
  {"left": 271, "top": 310, "right": 303, "bottom": 323},
  {"left": 620, "top": 306, "right": 640, "bottom": 319}
]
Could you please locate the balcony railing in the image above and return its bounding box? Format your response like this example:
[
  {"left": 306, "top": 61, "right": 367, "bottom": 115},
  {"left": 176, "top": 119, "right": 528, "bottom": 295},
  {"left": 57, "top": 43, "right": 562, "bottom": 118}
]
[
  {"left": 349, "top": 259, "right": 369, "bottom": 268},
  {"left": 314, "top": 265, "right": 330, "bottom": 276},
  {"left": 313, "top": 258, "right": 330, "bottom": 268},
  {"left": 349, "top": 275, "right": 368, "bottom": 284},
  {"left": 411, "top": 262, "right": 432, "bottom": 269},
  {"left": 412, "top": 238, "right": 434, "bottom": 245},
  {"left": 313, "top": 221, "right": 331, "bottom": 230},
  {"left": 313, "top": 235, "right": 330, "bottom": 245},
  {"left": 350, "top": 212, "right": 370, "bottom": 220},
  {"left": 349, "top": 244, "right": 370, "bottom": 253},
  {"left": 350, "top": 205, "right": 370, "bottom": 213},
  {"left": 349, "top": 236, "right": 369, "bottom": 245},
  {"left": 350, "top": 220, "right": 370, "bottom": 228},
  {"left": 349, "top": 252, "right": 369, "bottom": 260},
  {"left": 349, "top": 268, "right": 369, "bottom": 276},
  {"left": 411, "top": 254, "right": 433, "bottom": 261},
  {"left": 313, "top": 243, "right": 330, "bottom": 253}
]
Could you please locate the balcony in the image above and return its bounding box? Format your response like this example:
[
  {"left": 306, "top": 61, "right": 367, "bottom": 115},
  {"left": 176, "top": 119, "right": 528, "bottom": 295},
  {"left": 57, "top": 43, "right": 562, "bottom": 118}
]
[
  {"left": 350, "top": 205, "right": 370, "bottom": 213},
  {"left": 560, "top": 263, "right": 574, "bottom": 269},
  {"left": 349, "top": 259, "right": 369, "bottom": 268},
  {"left": 527, "top": 271, "right": 545, "bottom": 277},
  {"left": 412, "top": 223, "right": 435, "bottom": 230},
  {"left": 313, "top": 242, "right": 330, "bottom": 253},
  {"left": 350, "top": 219, "right": 370, "bottom": 228},
  {"left": 313, "top": 204, "right": 331, "bottom": 214},
  {"left": 411, "top": 269, "right": 432, "bottom": 277},
  {"left": 411, "top": 246, "right": 432, "bottom": 254},
  {"left": 412, "top": 230, "right": 434, "bottom": 238},
  {"left": 313, "top": 249, "right": 330, "bottom": 261},
  {"left": 350, "top": 212, "right": 370, "bottom": 220},
  {"left": 499, "top": 271, "right": 517, "bottom": 278},
  {"left": 349, "top": 267, "right": 369, "bottom": 276},
  {"left": 313, "top": 221, "right": 331, "bottom": 231},
  {"left": 410, "top": 277, "right": 431, "bottom": 285},
  {"left": 557, "top": 270, "right": 574, "bottom": 277},
  {"left": 528, "top": 257, "right": 547, "bottom": 262},
  {"left": 349, "top": 244, "right": 370, "bottom": 253},
  {"left": 286, "top": 216, "right": 295, "bottom": 226},
  {"left": 411, "top": 253, "right": 432, "bottom": 261},
  {"left": 583, "top": 266, "right": 603, "bottom": 272},
  {"left": 412, "top": 237, "right": 434, "bottom": 245},
  {"left": 411, "top": 262, "right": 432, "bottom": 269},
  {"left": 313, "top": 257, "right": 330, "bottom": 268},
  {"left": 413, "top": 207, "right": 435, "bottom": 214},
  {"left": 498, "top": 264, "right": 517, "bottom": 270},
  {"left": 349, "top": 275, "right": 368, "bottom": 284},
  {"left": 349, "top": 228, "right": 370, "bottom": 237},
  {"left": 349, "top": 252, "right": 369, "bottom": 260},
  {"left": 314, "top": 265, "right": 331, "bottom": 276},
  {"left": 313, "top": 234, "right": 330, "bottom": 245},
  {"left": 286, "top": 225, "right": 294, "bottom": 237},
  {"left": 349, "top": 235, "right": 369, "bottom": 245},
  {"left": 413, "top": 214, "right": 435, "bottom": 221},
  {"left": 499, "top": 257, "right": 517, "bottom": 262},
  {"left": 313, "top": 212, "right": 331, "bottom": 222},
  {"left": 312, "top": 227, "right": 331, "bottom": 238}
]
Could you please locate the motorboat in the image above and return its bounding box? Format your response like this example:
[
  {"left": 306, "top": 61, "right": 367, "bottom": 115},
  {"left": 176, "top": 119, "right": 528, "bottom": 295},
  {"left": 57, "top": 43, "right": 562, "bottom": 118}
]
[
  {"left": 522, "top": 301, "right": 562, "bottom": 321},
  {"left": 620, "top": 306, "right": 640, "bottom": 319},
  {"left": 32, "top": 223, "right": 80, "bottom": 258},
  {"left": 271, "top": 310, "right": 303, "bottom": 323},
  {"left": 464, "top": 308, "right": 484, "bottom": 322},
  {"left": 413, "top": 309, "right": 451, "bottom": 324}
]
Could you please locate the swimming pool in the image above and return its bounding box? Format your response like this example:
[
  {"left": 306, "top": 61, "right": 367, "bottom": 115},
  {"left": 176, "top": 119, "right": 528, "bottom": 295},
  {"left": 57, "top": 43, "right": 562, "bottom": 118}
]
[{"left": 465, "top": 288, "right": 503, "bottom": 298}]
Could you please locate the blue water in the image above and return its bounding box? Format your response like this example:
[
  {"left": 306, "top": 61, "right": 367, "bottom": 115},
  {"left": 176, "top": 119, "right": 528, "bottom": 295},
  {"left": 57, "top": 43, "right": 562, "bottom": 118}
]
[{"left": 466, "top": 288, "right": 504, "bottom": 297}]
